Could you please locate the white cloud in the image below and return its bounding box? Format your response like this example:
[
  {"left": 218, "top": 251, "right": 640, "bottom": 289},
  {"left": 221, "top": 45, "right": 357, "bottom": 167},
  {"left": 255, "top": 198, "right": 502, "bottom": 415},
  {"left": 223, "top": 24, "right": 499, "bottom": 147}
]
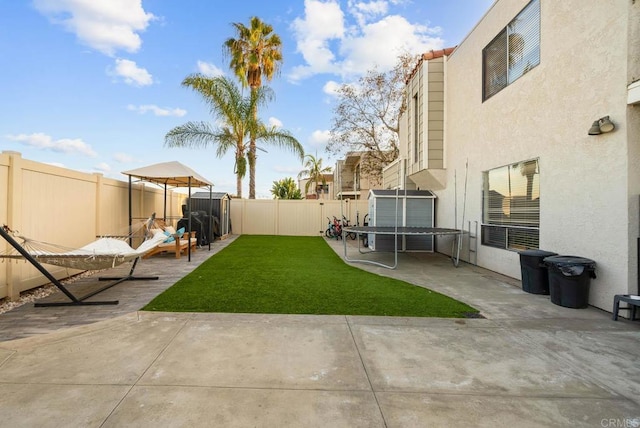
[
  {"left": 127, "top": 104, "right": 186, "bottom": 117},
  {"left": 33, "top": 0, "right": 155, "bottom": 56},
  {"left": 340, "top": 15, "right": 443, "bottom": 74},
  {"left": 111, "top": 58, "right": 153, "bottom": 86},
  {"left": 5, "top": 132, "right": 97, "bottom": 157},
  {"left": 113, "top": 152, "right": 133, "bottom": 163},
  {"left": 308, "top": 130, "right": 331, "bottom": 149},
  {"left": 322, "top": 80, "right": 342, "bottom": 96},
  {"left": 290, "top": 0, "right": 345, "bottom": 81},
  {"left": 289, "top": 0, "right": 443, "bottom": 81},
  {"left": 352, "top": 0, "right": 388, "bottom": 15},
  {"left": 293, "top": 0, "right": 345, "bottom": 42},
  {"left": 93, "top": 162, "right": 111, "bottom": 173},
  {"left": 197, "top": 61, "right": 224, "bottom": 77},
  {"left": 269, "top": 117, "right": 283, "bottom": 128},
  {"left": 348, "top": 0, "right": 389, "bottom": 27}
]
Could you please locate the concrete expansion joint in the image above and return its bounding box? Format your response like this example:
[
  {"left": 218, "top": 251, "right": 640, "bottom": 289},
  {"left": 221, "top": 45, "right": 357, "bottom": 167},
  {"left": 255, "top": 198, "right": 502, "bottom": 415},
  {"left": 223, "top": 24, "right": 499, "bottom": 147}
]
[{"left": 345, "top": 315, "right": 388, "bottom": 427}]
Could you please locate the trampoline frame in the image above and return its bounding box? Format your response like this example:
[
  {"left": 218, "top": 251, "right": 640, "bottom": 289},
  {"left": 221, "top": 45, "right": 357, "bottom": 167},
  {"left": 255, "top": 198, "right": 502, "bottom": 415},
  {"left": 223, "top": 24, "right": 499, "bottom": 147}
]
[{"left": 342, "top": 226, "right": 466, "bottom": 269}]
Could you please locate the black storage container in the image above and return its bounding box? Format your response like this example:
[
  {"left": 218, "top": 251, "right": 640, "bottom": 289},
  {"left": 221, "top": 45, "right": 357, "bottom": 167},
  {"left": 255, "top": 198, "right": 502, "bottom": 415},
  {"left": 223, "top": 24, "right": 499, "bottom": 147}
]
[
  {"left": 544, "top": 256, "right": 597, "bottom": 309},
  {"left": 188, "top": 192, "right": 232, "bottom": 239},
  {"left": 177, "top": 214, "right": 207, "bottom": 246},
  {"left": 519, "top": 249, "right": 557, "bottom": 294}
]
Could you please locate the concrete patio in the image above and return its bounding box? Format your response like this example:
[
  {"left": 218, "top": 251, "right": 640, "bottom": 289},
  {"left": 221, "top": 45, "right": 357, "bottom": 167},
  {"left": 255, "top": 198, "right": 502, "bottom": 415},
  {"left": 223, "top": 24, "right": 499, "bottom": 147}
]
[{"left": 0, "top": 236, "right": 638, "bottom": 427}]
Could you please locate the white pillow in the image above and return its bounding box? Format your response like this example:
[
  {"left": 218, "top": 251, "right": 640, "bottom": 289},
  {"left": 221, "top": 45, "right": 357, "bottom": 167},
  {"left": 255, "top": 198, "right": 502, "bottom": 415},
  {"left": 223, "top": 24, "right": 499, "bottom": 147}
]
[{"left": 164, "top": 226, "right": 176, "bottom": 235}]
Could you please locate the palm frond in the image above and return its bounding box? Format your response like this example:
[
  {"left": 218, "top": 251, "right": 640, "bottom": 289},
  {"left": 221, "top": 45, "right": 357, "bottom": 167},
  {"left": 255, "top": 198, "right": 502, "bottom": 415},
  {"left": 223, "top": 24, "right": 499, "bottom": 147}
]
[
  {"left": 257, "top": 128, "right": 304, "bottom": 160},
  {"left": 164, "top": 122, "right": 218, "bottom": 149}
]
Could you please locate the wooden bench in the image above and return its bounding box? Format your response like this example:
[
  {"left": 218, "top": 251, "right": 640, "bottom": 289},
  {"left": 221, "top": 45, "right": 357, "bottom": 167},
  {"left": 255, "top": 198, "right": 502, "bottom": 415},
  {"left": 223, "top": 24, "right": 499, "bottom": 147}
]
[
  {"left": 612, "top": 294, "right": 640, "bottom": 321},
  {"left": 143, "top": 219, "right": 197, "bottom": 259}
]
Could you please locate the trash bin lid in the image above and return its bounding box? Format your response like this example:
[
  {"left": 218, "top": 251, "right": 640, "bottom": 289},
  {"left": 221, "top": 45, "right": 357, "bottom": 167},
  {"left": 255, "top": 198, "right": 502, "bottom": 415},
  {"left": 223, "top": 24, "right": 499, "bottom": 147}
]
[
  {"left": 519, "top": 249, "right": 557, "bottom": 257},
  {"left": 543, "top": 255, "right": 596, "bottom": 276}
]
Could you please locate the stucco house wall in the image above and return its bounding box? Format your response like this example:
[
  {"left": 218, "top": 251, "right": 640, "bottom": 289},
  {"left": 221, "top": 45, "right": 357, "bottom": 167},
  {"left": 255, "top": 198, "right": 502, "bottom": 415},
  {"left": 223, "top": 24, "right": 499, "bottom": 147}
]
[
  {"left": 442, "top": 0, "right": 638, "bottom": 310},
  {"left": 333, "top": 153, "right": 380, "bottom": 200},
  {"left": 395, "top": 0, "right": 639, "bottom": 311}
]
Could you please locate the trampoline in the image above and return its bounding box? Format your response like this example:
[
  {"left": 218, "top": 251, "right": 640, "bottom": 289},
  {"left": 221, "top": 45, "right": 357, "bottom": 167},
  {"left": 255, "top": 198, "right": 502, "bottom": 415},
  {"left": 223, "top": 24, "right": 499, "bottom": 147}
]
[{"left": 342, "top": 226, "right": 466, "bottom": 269}]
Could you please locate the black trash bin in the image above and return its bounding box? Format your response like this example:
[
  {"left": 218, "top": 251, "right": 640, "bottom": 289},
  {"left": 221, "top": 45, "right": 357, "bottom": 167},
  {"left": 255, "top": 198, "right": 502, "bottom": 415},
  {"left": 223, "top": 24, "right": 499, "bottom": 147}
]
[
  {"left": 543, "top": 256, "right": 597, "bottom": 309},
  {"left": 519, "top": 250, "right": 557, "bottom": 294}
]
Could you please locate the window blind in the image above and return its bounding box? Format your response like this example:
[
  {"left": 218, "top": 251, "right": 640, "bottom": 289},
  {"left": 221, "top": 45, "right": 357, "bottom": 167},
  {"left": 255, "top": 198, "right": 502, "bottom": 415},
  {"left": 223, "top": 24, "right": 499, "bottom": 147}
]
[
  {"left": 482, "top": 159, "right": 540, "bottom": 250},
  {"left": 482, "top": 0, "right": 540, "bottom": 100},
  {"left": 507, "top": 0, "right": 540, "bottom": 84}
]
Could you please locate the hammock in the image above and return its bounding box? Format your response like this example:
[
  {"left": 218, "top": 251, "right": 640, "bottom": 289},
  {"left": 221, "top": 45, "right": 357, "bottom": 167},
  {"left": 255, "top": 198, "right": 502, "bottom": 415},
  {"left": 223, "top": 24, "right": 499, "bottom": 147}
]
[
  {"left": 1, "top": 231, "right": 166, "bottom": 270},
  {"left": 0, "top": 216, "right": 166, "bottom": 307}
]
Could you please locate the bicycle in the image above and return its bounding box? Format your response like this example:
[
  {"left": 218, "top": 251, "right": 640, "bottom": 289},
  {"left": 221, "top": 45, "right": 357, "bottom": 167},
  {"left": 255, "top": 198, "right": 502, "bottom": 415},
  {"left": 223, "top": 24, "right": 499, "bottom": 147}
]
[
  {"left": 325, "top": 216, "right": 342, "bottom": 239},
  {"left": 325, "top": 217, "right": 335, "bottom": 238},
  {"left": 354, "top": 212, "right": 369, "bottom": 247},
  {"left": 341, "top": 216, "right": 357, "bottom": 240}
]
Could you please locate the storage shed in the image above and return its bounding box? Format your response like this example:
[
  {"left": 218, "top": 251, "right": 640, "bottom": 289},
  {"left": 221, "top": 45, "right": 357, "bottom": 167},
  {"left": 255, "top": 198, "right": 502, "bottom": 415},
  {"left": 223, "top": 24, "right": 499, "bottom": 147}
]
[
  {"left": 189, "top": 192, "right": 232, "bottom": 239},
  {"left": 367, "top": 189, "right": 436, "bottom": 251}
]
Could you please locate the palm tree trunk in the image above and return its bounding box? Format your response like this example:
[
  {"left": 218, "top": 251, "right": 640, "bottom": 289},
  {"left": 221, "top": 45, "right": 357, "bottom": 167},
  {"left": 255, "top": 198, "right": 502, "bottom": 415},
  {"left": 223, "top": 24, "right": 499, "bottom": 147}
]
[
  {"left": 248, "top": 144, "right": 256, "bottom": 199},
  {"left": 249, "top": 87, "right": 258, "bottom": 199},
  {"left": 236, "top": 173, "right": 242, "bottom": 199}
]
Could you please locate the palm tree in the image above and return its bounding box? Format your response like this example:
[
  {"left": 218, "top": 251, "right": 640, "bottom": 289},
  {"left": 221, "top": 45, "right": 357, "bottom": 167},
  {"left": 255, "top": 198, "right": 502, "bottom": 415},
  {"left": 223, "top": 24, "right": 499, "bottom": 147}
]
[
  {"left": 270, "top": 177, "right": 302, "bottom": 200},
  {"left": 224, "top": 16, "right": 283, "bottom": 199},
  {"left": 165, "top": 75, "right": 301, "bottom": 198},
  {"left": 298, "top": 154, "right": 332, "bottom": 199}
]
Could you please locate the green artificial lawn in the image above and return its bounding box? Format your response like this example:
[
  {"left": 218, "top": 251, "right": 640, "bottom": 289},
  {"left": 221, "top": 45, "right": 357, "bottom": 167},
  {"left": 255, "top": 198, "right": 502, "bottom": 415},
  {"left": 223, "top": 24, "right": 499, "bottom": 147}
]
[{"left": 143, "top": 235, "right": 478, "bottom": 317}]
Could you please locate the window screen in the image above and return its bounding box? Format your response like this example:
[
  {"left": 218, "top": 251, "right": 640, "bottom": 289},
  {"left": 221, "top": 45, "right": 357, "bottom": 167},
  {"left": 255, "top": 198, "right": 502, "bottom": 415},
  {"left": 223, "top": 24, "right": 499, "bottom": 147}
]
[
  {"left": 483, "top": 0, "right": 540, "bottom": 101},
  {"left": 482, "top": 159, "right": 540, "bottom": 250}
]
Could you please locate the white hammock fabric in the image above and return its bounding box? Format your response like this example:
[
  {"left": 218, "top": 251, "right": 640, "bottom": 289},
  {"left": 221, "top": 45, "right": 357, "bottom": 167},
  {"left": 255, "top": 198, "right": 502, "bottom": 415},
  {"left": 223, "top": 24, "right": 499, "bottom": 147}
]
[{"left": 3, "top": 231, "right": 167, "bottom": 270}]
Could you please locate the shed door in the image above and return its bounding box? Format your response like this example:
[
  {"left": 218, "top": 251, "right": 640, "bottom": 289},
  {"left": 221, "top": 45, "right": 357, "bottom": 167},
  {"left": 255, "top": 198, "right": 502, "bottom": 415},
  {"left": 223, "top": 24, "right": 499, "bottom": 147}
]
[
  {"left": 405, "top": 198, "right": 434, "bottom": 251},
  {"left": 376, "top": 198, "right": 403, "bottom": 226},
  {"left": 372, "top": 197, "right": 403, "bottom": 251}
]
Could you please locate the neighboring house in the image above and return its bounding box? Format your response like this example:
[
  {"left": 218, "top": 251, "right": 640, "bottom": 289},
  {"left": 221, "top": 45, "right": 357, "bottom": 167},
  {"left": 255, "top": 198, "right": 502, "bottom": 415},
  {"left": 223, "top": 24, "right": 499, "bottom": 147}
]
[
  {"left": 334, "top": 151, "right": 381, "bottom": 200},
  {"left": 298, "top": 173, "right": 334, "bottom": 200},
  {"left": 387, "top": 0, "right": 640, "bottom": 311}
]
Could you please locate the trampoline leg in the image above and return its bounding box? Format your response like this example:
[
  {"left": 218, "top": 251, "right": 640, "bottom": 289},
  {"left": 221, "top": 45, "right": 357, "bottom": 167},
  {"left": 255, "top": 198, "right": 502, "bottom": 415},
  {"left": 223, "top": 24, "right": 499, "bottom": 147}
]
[{"left": 452, "top": 232, "right": 463, "bottom": 267}]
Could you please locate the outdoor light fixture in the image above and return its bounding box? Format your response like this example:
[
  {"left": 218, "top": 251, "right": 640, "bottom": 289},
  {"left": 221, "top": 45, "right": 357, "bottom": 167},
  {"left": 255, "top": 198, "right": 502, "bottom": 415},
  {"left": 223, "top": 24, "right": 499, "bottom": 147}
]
[{"left": 588, "top": 116, "right": 615, "bottom": 135}]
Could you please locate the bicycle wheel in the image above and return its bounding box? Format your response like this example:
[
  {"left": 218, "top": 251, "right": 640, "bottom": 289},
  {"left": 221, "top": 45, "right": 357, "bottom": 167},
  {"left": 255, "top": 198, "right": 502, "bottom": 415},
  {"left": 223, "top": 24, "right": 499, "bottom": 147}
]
[
  {"left": 348, "top": 232, "right": 357, "bottom": 240},
  {"left": 325, "top": 227, "right": 334, "bottom": 238}
]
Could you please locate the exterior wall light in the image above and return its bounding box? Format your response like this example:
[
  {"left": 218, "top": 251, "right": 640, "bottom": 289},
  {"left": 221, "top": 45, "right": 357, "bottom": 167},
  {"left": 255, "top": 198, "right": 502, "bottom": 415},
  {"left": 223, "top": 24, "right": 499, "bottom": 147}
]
[{"left": 588, "top": 116, "right": 615, "bottom": 135}]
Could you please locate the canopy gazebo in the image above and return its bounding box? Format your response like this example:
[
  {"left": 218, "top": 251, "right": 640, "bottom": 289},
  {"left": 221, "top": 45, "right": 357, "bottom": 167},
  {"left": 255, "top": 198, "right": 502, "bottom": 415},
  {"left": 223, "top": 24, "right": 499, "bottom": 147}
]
[{"left": 122, "top": 161, "right": 214, "bottom": 261}]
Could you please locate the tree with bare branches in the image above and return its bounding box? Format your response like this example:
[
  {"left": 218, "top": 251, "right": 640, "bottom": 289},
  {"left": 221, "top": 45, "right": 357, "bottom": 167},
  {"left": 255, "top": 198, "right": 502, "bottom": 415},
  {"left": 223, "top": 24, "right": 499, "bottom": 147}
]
[{"left": 327, "top": 53, "right": 418, "bottom": 182}]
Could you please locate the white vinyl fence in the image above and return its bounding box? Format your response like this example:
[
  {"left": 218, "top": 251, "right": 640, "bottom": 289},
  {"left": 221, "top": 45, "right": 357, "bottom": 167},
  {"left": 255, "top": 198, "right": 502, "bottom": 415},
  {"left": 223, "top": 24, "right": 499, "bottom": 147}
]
[
  {"left": 1, "top": 151, "right": 370, "bottom": 300},
  {"left": 230, "top": 198, "right": 369, "bottom": 237}
]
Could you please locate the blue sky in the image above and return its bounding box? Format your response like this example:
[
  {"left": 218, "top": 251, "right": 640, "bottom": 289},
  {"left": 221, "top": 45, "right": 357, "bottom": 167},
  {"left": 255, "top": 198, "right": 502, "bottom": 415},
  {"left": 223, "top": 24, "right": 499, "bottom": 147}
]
[{"left": 0, "top": 0, "right": 493, "bottom": 198}]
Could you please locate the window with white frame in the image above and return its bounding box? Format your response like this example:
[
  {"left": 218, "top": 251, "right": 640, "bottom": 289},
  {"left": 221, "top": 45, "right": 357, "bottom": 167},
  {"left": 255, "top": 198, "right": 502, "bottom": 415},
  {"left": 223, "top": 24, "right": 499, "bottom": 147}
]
[
  {"left": 482, "top": 159, "right": 540, "bottom": 250},
  {"left": 483, "top": 0, "right": 540, "bottom": 101}
]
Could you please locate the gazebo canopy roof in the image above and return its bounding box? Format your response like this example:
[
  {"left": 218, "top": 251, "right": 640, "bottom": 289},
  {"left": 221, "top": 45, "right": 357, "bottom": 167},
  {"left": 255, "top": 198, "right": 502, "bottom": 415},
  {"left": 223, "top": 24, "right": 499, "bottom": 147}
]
[{"left": 122, "top": 161, "right": 213, "bottom": 188}]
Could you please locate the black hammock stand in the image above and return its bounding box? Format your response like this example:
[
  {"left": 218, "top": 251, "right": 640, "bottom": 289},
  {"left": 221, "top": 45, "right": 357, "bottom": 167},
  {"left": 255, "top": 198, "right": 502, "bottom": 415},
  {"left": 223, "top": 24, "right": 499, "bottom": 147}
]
[{"left": 0, "top": 224, "right": 160, "bottom": 307}]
